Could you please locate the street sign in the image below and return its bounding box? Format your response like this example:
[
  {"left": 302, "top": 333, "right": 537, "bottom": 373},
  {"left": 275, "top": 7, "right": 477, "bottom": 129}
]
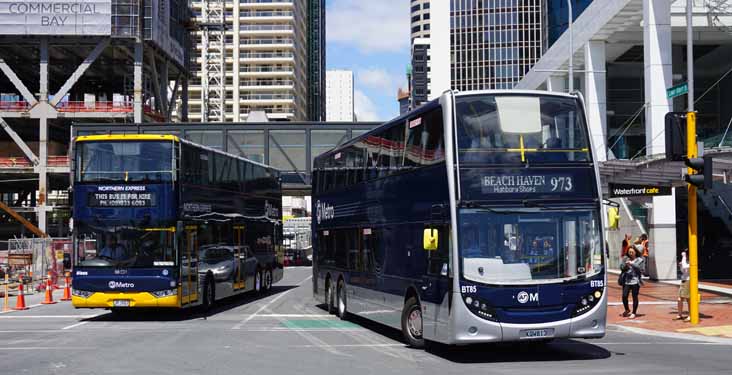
[{"left": 667, "top": 82, "right": 688, "bottom": 98}]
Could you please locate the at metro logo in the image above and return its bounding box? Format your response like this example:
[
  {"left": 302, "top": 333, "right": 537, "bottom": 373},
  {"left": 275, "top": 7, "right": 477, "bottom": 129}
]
[{"left": 108, "top": 281, "right": 135, "bottom": 289}]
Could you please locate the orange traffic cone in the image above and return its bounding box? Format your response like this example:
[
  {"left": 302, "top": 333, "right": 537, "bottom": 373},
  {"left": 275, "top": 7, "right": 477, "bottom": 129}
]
[
  {"left": 60, "top": 273, "right": 71, "bottom": 301},
  {"left": 13, "top": 282, "right": 28, "bottom": 310},
  {"left": 41, "top": 273, "right": 56, "bottom": 305}
]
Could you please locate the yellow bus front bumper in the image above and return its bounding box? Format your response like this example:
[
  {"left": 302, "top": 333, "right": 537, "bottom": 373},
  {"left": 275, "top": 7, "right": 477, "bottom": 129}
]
[{"left": 72, "top": 292, "right": 180, "bottom": 308}]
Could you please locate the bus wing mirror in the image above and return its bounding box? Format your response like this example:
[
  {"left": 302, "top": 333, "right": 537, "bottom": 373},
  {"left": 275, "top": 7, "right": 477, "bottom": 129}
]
[{"left": 423, "top": 228, "right": 438, "bottom": 251}]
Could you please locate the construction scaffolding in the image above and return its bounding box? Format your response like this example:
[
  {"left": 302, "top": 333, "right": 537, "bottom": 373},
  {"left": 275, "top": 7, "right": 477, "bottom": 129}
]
[
  {"left": 199, "top": 0, "right": 226, "bottom": 122},
  {"left": 0, "top": 0, "right": 192, "bottom": 239}
]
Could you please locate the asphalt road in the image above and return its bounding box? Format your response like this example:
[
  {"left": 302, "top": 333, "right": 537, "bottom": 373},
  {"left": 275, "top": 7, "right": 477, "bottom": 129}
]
[{"left": 1, "top": 267, "right": 731, "bottom": 375}]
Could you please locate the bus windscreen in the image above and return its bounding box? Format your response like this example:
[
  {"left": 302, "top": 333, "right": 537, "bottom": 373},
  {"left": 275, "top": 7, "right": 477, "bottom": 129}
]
[
  {"left": 455, "top": 94, "right": 591, "bottom": 164},
  {"left": 75, "top": 225, "right": 177, "bottom": 268},
  {"left": 76, "top": 141, "right": 174, "bottom": 183}
]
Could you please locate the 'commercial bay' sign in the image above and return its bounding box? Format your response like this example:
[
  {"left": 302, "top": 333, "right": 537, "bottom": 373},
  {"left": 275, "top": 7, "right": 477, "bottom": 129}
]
[{"left": 0, "top": 0, "right": 110, "bottom": 35}]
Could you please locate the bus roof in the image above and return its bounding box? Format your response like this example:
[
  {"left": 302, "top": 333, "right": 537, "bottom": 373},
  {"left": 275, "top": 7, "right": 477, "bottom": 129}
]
[
  {"left": 75, "top": 134, "right": 180, "bottom": 142},
  {"left": 452, "top": 89, "right": 579, "bottom": 100}
]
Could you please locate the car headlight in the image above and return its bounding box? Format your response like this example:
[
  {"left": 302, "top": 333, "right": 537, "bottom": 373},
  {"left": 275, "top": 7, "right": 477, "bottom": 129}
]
[
  {"left": 72, "top": 289, "right": 94, "bottom": 298},
  {"left": 151, "top": 289, "right": 177, "bottom": 298}
]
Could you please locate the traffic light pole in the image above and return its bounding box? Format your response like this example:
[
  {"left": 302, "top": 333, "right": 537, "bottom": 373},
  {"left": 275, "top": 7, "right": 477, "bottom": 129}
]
[{"left": 686, "top": 0, "right": 699, "bottom": 325}]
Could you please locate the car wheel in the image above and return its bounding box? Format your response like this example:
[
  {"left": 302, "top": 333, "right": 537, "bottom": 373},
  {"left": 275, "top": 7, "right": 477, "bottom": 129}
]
[{"left": 401, "top": 297, "right": 425, "bottom": 348}]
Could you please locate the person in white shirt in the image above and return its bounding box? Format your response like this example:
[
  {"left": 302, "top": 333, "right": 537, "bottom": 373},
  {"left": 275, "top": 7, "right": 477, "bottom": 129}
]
[{"left": 677, "top": 250, "right": 691, "bottom": 321}]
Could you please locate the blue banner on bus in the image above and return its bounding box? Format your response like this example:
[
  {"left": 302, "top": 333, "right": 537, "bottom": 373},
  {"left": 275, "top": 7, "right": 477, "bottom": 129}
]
[{"left": 460, "top": 167, "right": 597, "bottom": 201}]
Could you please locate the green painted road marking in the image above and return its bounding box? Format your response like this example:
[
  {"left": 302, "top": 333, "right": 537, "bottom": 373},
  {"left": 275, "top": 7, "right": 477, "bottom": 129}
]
[{"left": 282, "top": 319, "right": 359, "bottom": 329}]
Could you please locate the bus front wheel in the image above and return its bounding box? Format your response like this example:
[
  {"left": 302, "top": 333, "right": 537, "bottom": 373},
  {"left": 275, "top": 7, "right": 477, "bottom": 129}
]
[{"left": 401, "top": 297, "right": 425, "bottom": 349}]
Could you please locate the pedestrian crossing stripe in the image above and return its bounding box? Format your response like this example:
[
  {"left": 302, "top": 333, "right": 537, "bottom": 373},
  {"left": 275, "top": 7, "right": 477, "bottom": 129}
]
[{"left": 678, "top": 325, "right": 732, "bottom": 338}]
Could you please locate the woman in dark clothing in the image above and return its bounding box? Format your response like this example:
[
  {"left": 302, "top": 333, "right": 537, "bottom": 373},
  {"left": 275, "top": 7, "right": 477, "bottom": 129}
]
[{"left": 620, "top": 248, "right": 645, "bottom": 319}]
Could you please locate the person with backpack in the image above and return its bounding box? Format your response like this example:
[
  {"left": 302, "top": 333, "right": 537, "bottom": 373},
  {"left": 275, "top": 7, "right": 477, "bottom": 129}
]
[{"left": 620, "top": 247, "right": 645, "bottom": 319}]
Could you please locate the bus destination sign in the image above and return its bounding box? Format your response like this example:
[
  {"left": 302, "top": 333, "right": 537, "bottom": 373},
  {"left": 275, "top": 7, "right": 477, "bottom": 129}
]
[
  {"left": 88, "top": 185, "right": 156, "bottom": 207},
  {"left": 482, "top": 174, "right": 574, "bottom": 194}
]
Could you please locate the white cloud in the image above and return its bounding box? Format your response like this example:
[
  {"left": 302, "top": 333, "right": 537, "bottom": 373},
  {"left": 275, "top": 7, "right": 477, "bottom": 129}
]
[
  {"left": 327, "top": 0, "right": 410, "bottom": 53},
  {"left": 354, "top": 90, "right": 380, "bottom": 121},
  {"left": 357, "top": 67, "right": 406, "bottom": 95}
]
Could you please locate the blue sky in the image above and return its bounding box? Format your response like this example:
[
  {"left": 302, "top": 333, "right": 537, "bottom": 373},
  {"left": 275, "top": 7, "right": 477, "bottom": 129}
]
[{"left": 325, "top": 0, "right": 410, "bottom": 121}]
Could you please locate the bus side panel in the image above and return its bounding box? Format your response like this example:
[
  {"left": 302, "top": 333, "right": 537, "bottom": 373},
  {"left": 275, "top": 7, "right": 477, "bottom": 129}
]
[{"left": 313, "top": 163, "right": 450, "bottom": 332}]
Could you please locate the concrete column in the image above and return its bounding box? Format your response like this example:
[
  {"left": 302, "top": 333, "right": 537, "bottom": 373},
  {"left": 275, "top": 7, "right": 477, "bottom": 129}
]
[
  {"left": 644, "top": 0, "right": 676, "bottom": 280},
  {"left": 233, "top": 0, "right": 240, "bottom": 122},
  {"left": 182, "top": 77, "right": 189, "bottom": 122},
  {"left": 546, "top": 75, "right": 566, "bottom": 93},
  {"left": 584, "top": 40, "right": 608, "bottom": 162},
  {"left": 134, "top": 41, "right": 143, "bottom": 123},
  {"left": 38, "top": 38, "right": 48, "bottom": 234}
]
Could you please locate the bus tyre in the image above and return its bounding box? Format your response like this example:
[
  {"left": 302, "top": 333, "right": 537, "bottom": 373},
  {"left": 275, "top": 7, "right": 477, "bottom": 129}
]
[
  {"left": 336, "top": 279, "right": 348, "bottom": 320},
  {"left": 202, "top": 276, "right": 215, "bottom": 311},
  {"left": 254, "top": 269, "right": 263, "bottom": 293},
  {"left": 401, "top": 297, "right": 425, "bottom": 349},
  {"left": 325, "top": 279, "right": 335, "bottom": 314},
  {"left": 263, "top": 269, "right": 273, "bottom": 291}
]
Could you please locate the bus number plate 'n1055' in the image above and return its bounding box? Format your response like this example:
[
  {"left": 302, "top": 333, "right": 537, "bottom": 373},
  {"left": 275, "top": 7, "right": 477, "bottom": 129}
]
[{"left": 482, "top": 175, "right": 574, "bottom": 194}]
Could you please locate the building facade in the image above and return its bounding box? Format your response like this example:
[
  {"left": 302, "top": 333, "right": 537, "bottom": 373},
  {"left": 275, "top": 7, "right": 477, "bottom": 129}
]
[
  {"left": 325, "top": 70, "right": 354, "bottom": 122},
  {"left": 516, "top": 0, "right": 732, "bottom": 280},
  {"left": 307, "top": 0, "right": 326, "bottom": 121},
  {"left": 411, "top": 0, "right": 432, "bottom": 42},
  {"left": 189, "top": 0, "right": 313, "bottom": 122}
]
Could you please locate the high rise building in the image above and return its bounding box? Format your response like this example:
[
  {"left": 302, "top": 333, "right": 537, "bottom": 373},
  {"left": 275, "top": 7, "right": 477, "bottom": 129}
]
[
  {"left": 189, "top": 0, "right": 313, "bottom": 122},
  {"left": 422, "top": 0, "right": 548, "bottom": 100},
  {"left": 325, "top": 70, "right": 354, "bottom": 122},
  {"left": 307, "top": 0, "right": 326, "bottom": 121},
  {"left": 410, "top": 0, "right": 431, "bottom": 42}
]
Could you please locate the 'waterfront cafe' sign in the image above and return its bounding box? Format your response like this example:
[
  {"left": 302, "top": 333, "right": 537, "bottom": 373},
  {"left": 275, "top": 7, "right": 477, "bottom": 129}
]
[{"left": 608, "top": 183, "right": 672, "bottom": 198}]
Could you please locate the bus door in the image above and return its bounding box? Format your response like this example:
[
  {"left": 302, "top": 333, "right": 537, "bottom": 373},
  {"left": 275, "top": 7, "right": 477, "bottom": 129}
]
[
  {"left": 233, "top": 225, "right": 246, "bottom": 290},
  {"left": 182, "top": 225, "right": 199, "bottom": 305},
  {"left": 420, "top": 225, "right": 451, "bottom": 340}
]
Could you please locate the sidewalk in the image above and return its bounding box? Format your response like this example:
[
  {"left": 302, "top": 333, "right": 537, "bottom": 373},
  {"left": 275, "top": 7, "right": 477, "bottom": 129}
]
[{"left": 607, "top": 274, "right": 732, "bottom": 339}]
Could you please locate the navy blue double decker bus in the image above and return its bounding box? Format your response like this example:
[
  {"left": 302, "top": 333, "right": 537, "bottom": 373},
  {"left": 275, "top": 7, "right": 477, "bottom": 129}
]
[
  {"left": 71, "top": 134, "right": 283, "bottom": 311},
  {"left": 312, "top": 90, "right": 606, "bottom": 347}
]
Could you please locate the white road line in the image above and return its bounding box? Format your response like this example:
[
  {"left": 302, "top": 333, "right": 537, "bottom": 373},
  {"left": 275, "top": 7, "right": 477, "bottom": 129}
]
[
  {"left": 231, "top": 275, "right": 312, "bottom": 330},
  {"left": 0, "top": 347, "right": 93, "bottom": 350},
  {"left": 0, "top": 315, "right": 100, "bottom": 319},
  {"left": 62, "top": 321, "right": 89, "bottom": 330},
  {"left": 292, "top": 343, "right": 404, "bottom": 348}
]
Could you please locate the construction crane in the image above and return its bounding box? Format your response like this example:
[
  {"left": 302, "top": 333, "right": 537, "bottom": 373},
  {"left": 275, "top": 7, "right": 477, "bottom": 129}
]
[{"left": 200, "top": 0, "right": 226, "bottom": 122}]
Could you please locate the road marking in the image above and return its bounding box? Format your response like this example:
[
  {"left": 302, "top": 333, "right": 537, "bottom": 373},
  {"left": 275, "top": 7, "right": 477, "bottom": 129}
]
[
  {"left": 236, "top": 313, "right": 332, "bottom": 318},
  {"left": 0, "top": 347, "right": 93, "bottom": 350},
  {"left": 292, "top": 343, "right": 403, "bottom": 348},
  {"left": 0, "top": 315, "right": 100, "bottom": 319},
  {"left": 231, "top": 275, "right": 312, "bottom": 330},
  {"left": 62, "top": 321, "right": 89, "bottom": 330}
]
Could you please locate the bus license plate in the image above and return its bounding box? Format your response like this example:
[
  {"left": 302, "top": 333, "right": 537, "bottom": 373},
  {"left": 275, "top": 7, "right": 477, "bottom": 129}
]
[
  {"left": 113, "top": 300, "right": 130, "bottom": 307},
  {"left": 520, "top": 328, "right": 554, "bottom": 339}
]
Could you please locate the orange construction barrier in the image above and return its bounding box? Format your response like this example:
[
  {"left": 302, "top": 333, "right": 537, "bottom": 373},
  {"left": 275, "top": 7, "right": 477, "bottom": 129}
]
[
  {"left": 13, "top": 281, "right": 28, "bottom": 310},
  {"left": 60, "top": 273, "right": 71, "bottom": 301},
  {"left": 2, "top": 273, "right": 10, "bottom": 312},
  {"left": 41, "top": 272, "right": 56, "bottom": 305}
]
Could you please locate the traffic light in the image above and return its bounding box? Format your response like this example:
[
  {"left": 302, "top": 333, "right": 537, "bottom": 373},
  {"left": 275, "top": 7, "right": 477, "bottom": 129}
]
[
  {"left": 684, "top": 155, "right": 713, "bottom": 190},
  {"left": 665, "top": 112, "right": 687, "bottom": 161}
]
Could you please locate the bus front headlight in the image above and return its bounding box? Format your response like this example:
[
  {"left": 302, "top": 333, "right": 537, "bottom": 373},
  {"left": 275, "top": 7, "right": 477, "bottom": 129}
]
[
  {"left": 72, "top": 289, "right": 94, "bottom": 298},
  {"left": 151, "top": 289, "right": 177, "bottom": 298}
]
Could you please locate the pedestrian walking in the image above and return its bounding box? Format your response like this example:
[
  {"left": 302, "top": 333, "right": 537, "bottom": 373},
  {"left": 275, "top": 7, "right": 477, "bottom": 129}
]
[
  {"left": 620, "top": 247, "right": 645, "bottom": 319},
  {"left": 677, "top": 250, "right": 691, "bottom": 322}
]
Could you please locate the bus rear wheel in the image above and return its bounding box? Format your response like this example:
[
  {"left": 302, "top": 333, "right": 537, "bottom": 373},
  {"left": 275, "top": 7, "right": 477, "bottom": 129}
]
[
  {"left": 254, "top": 269, "right": 263, "bottom": 293},
  {"left": 401, "top": 297, "right": 425, "bottom": 349},
  {"left": 325, "top": 278, "right": 335, "bottom": 314},
  {"left": 263, "top": 269, "right": 273, "bottom": 292},
  {"left": 336, "top": 279, "right": 348, "bottom": 320}
]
